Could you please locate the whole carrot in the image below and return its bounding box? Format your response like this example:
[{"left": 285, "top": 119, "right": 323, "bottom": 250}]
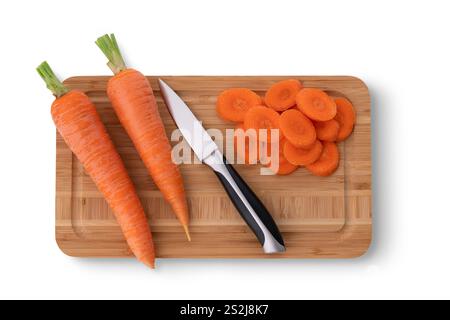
[
  {"left": 37, "top": 62, "right": 155, "bottom": 268},
  {"left": 95, "top": 34, "right": 191, "bottom": 240}
]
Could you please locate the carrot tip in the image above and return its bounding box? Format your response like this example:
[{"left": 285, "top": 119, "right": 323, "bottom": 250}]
[
  {"left": 183, "top": 224, "right": 192, "bottom": 242},
  {"left": 141, "top": 258, "right": 155, "bottom": 269}
]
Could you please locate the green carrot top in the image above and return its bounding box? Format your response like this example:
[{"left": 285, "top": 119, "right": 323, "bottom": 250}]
[
  {"left": 95, "top": 33, "right": 127, "bottom": 75},
  {"left": 36, "top": 61, "right": 69, "bottom": 98}
]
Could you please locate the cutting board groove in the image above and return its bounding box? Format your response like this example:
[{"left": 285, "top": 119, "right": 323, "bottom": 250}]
[{"left": 56, "top": 76, "right": 371, "bottom": 259}]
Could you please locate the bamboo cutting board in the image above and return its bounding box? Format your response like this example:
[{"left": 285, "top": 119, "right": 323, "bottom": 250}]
[{"left": 56, "top": 76, "right": 371, "bottom": 258}]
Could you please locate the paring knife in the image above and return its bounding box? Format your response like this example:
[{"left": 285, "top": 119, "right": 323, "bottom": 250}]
[{"left": 158, "top": 79, "right": 285, "bottom": 253}]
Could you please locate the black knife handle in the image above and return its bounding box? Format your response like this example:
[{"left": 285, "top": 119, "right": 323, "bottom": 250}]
[{"left": 209, "top": 154, "right": 285, "bottom": 253}]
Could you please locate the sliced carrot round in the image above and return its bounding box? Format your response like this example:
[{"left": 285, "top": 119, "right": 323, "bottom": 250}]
[
  {"left": 334, "top": 97, "right": 356, "bottom": 142},
  {"left": 279, "top": 109, "right": 316, "bottom": 149},
  {"left": 265, "top": 79, "right": 303, "bottom": 112},
  {"left": 266, "top": 139, "right": 298, "bottom": 175},
  {"left": 244, "top": 106, "right": 282, "bottom": 143},
  {"left": 296, "top": 88, "right": 337, "bottom": 121},
  {"left": 314, "top": 119, "right": 340, "bottom": 142},
  {"left": 284, "top": 140, "right": 323, "bottom": 166},
  {"left": 276, "top": 161, "right": 299, "bottom": 175},
  {"left": 234, "top": 123, "right": 259, "bottom": 164},
  {"left": 216, "top": 88, "right": 262, "bottom": 122},
  {"left": 306, "top": 142, "right": 339, "bottom": 176}
]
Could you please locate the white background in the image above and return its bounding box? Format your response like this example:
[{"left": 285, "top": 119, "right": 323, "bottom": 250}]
[{"left": 0, "top": 0, "right": 449, "bottom": 300}]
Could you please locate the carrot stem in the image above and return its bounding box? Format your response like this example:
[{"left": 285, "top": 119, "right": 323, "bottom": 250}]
[
  {"left": 95, "top": 33, "right": 127, "bottom": 74},
  {"left": 36, "top": 61, "right": 68, "bottom": 98}
]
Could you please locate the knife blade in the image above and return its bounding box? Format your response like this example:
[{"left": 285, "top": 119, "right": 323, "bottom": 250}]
[{"left": 158, "top": 79, "right": 285, "bottom": 253}]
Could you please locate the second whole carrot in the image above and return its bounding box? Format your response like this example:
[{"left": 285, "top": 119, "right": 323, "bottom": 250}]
[{"left": 96, "top": 34, "right": 190, "bottom": 240}]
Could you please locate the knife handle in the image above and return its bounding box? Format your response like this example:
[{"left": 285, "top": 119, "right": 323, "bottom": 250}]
[{"left": 204, "top": 150, "right": 285, "bottom": 253}]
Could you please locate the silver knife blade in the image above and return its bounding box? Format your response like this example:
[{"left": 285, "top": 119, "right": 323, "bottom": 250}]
[{"left": 158, "top": 79, "right": 218, "bottom": 162}]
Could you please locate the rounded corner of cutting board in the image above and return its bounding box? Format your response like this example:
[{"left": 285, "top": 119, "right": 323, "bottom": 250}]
[
  {"left": 55, "top": 235, "right": 76, "bottom": 258},
  {"left": 353, "top": 231, "right": 373, "bottom": 259},
  {"left": 345, "top": 75, "right": 369, "bottom": 88}
]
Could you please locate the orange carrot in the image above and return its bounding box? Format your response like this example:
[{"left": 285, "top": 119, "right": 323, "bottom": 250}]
[
  {"left": 216, "top": 88, "right": 262, "bottom": 122},
  {"left": 284, "top": 140, "right": 323, "bottom": 166},
  {"left": 96, "top": 34, "right": 190, "bottom": 240},
  {"left": 267, "top": 139, "right": 298, "bottom": 175},
  {"left": 279, "top": 109, "right": 316, "bottom": 149},
  {"left": 234, "top": 123, "right": 259, "bottom": 164},
  {"left": 244, "top": 105, "right": 283, "bottom": 143},
  {"left": 296, "top": 88, "right": 337, "bottom": 121},
  {"left": 306, "top": 141, "right": 340, "bottom": 176},
  {"left": 334, "top": 97, "right": 356, "bottom": 141},
  {"left": 314, "top": 119, "right": 340, "bottom": 142},
  {"left": 276, "top": 160, "right": 298, "bottom": 175},
  {"left": 265, "top": 79, "right": 303, "bottom": 111},
  {"left": 37, "top": 62, "right": 155, "bottom": 268}
]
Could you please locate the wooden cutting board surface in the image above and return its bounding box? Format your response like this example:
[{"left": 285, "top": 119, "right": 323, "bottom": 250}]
[{"left": 56, "top": 76, "right": 371, "bottom": 259}]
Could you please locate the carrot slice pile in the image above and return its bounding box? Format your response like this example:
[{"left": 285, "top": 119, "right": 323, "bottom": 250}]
[
  {"left": 296, "top": 88, "right": 337, "bottom": 121},
  {"left": 279, "top": 109, "right": 316, "bottom": 149},
  {"left": 265, "top": 79, "right": 303, "bottom": 111},
  {"left": 215, "top": 81, "right": 357, "bottom": 177},
  {"left": 216, "top": 88, "right": 262, "bottom": 122},
  {"left": 244, "top": 106, "right": 282, "bottom": 143},
  {"left": 334, "top": 97, "right": 356, "bottom": 142},
  {"left": 284, "top": 140, "right": 323, "bottom": 166},
  {"left": 306, "top": 142, "right": 340, "bottom": 176},
  {"left": 314, "top": 119, "right": 340, "bottom": 142}
]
